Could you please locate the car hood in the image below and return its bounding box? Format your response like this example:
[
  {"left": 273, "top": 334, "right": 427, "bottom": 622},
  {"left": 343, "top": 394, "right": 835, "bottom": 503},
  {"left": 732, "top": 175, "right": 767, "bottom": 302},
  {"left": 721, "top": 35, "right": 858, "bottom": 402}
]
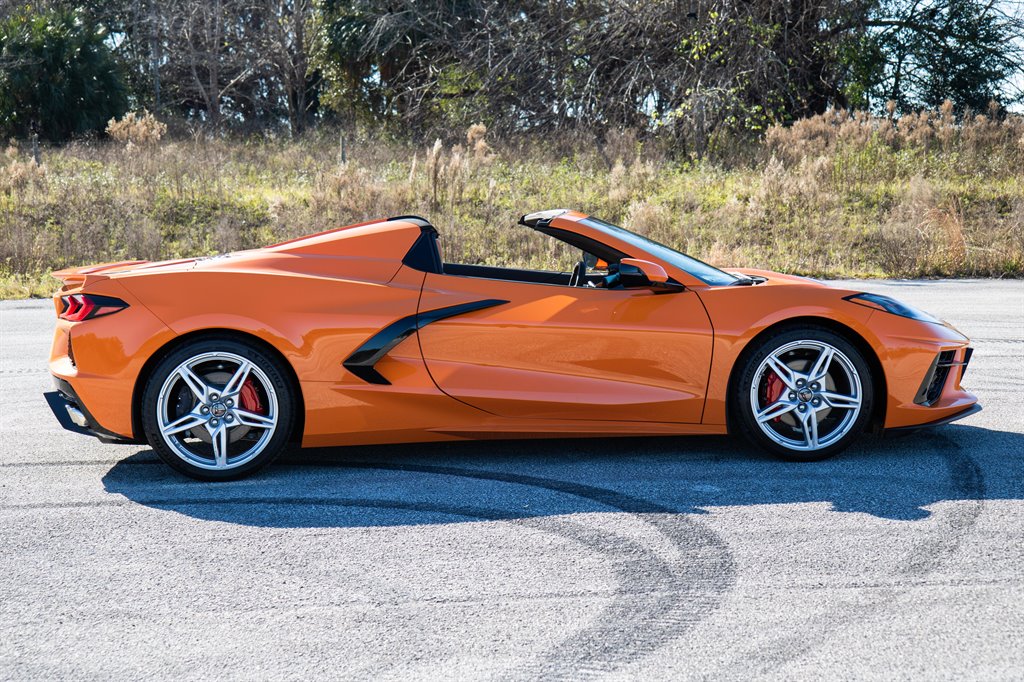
[{"left": 726, "top": 268, "right": 830, "bottom": 287}]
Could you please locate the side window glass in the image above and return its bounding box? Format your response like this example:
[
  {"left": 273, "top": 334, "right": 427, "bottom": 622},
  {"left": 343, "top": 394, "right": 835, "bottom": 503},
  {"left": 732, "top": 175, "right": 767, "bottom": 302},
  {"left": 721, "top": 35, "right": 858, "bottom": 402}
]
[
  {"left": 583, "top": 252, "right": 611, "bottom": 275},
  {"left": 439, "top": 222, "right": 587, "bottom": 273}
]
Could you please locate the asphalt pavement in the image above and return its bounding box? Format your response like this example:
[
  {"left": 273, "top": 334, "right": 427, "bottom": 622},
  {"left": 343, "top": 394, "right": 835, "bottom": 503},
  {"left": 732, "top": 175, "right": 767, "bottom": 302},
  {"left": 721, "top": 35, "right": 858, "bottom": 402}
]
[{"left": 1, "top": 279, "right": 1022, "bottom": 680}]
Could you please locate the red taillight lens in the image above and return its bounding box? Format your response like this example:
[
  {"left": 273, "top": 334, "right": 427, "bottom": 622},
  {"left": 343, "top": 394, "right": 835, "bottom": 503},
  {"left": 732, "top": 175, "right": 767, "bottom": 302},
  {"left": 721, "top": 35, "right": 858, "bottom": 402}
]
[
  {"left": 59, "top": 294, "right": 129, "bottom": 322},
  {"left": 63, "top": 295, "right": 81, "bottom": 318}
]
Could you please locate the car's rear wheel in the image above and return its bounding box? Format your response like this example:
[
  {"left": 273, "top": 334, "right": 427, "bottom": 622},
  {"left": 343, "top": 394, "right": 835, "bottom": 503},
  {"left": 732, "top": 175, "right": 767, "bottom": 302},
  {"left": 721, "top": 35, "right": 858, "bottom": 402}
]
[
  {"left": 733, "top": 327, "right": 873, "bottom": 461},
  {"left": 142, "top": 338, "right": 295, "bottom": 480}
]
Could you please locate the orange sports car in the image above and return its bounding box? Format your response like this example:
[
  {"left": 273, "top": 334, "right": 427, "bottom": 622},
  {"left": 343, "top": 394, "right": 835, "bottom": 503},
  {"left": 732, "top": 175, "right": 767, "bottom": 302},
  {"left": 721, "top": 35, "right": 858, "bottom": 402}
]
[{"left": 45, "top": 209, "right": 979, "bottom": 479}]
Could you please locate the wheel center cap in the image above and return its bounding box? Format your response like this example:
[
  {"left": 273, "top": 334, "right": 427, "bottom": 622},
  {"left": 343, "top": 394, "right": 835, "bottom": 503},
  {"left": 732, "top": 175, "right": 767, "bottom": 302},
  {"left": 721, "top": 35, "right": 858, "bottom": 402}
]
[
  {"left": 210, "top": 402, "right": 228, "bottom": 418},
  {"left": 798, "top": 388, "right": 814, "bottom": 402}
]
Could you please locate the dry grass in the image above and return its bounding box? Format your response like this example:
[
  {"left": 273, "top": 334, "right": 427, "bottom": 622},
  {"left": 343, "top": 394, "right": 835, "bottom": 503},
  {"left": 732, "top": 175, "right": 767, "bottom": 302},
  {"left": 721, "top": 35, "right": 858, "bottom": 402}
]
[
  {"left": 1, "top": 107, "right": 1022, "bottom": 299},
  {"left": 106, "top": 110, "right": 168, "bottom": 147}
]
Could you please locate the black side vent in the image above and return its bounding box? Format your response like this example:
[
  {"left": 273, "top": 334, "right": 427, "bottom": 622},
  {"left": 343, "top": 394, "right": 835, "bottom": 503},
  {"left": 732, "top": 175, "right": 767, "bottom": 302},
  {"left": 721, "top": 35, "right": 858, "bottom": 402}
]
[
  {"left": 960, "top": 347, "right": 973, "bottom": 383},
  {"left": 914, "top": 350, "right": 956, "bottom": 406},
  {"left": 67, "top": 331, "right": 76, "bottom": 368},
  {"left": 343, "top": 299, "right": 508, "bottom": 384}
]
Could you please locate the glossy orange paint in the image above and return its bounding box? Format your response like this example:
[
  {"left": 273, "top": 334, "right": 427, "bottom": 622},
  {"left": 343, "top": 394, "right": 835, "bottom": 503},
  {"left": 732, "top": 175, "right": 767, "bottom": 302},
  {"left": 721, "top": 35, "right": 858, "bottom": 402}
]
[
  {"left": 417, "top": 271, "right": 713, "bottom": 423},
  {"left": 49, "top": 212, "right": 978, "bottom": 448},
  {"left": 693, "top": 269, "right": 974, "bottom": 428}
]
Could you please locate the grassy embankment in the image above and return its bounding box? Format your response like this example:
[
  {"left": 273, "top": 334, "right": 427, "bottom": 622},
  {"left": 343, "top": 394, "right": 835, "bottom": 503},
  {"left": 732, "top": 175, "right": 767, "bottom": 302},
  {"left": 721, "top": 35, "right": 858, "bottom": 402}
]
[{"left": 1, "top": 106, "right": 1022, "bottom": 298}]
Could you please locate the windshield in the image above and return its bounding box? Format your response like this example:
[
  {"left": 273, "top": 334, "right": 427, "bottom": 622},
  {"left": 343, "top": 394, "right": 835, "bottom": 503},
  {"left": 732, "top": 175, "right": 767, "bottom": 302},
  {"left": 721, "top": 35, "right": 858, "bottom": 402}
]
[{"left": 580, "top": 217, "right": 738, "bottom": 285}]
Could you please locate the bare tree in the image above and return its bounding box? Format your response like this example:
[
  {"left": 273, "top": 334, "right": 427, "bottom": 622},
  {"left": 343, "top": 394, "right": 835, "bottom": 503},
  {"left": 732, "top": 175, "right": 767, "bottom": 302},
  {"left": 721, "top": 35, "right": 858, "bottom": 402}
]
[
  {"left": 257, "top": 0, "right": 323, "bottom": 135},
  {"left": 9, "top": 0, "right": 1020, "bottom": 138},
  {"left": 324, "top": 0, "right": 873, "bottom": 148},
  {"left": 170, "top": 0, "right": 249, "bottom": 127}
]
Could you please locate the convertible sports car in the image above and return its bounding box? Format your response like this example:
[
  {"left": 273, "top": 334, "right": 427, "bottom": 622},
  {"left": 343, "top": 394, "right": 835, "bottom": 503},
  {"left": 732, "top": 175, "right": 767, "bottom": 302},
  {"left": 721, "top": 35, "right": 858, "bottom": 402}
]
[{"left": 45, "top": 209, "right": 979, "bottom": 479}]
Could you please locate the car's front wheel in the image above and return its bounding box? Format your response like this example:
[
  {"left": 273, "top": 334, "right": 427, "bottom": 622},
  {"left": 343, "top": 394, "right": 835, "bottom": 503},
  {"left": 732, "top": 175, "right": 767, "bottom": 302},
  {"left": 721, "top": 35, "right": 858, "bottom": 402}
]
[
  {"left": 141, "top": 338, "right": 295, "bottom": 480},
  {"left": 733, "top": 327, "right": 874, "bottom": 461}
]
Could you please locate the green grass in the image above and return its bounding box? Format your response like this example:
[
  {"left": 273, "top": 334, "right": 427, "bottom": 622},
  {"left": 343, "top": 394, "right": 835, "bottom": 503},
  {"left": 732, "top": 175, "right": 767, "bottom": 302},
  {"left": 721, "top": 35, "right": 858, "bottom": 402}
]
[
  {"left": 0, "top": 271, "right": 55, "bottom": 298},
  {"left": 1, "top": 115, "right": 1022, "bottom": 299}
]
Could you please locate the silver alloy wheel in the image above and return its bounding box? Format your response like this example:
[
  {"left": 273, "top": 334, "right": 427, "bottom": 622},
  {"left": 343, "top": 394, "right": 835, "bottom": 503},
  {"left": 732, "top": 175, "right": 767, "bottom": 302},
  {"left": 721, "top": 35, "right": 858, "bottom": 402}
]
[
  {"left": 156, "top": 351, "right": 279, "bottom": 471},
  {"left": 749, "top": 340, "right": 863, "bottom": 452}
]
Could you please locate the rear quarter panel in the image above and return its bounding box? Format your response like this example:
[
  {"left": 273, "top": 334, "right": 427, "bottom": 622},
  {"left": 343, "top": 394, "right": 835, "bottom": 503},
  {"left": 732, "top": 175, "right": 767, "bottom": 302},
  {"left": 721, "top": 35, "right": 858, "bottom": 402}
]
[
  {"left": 49, "top": 278, "right": 176, "bottom": 437},
  {"left": 53, "top": 218, "right": 462, "bottom": 444},
  {"left": 114, "top": 262, "right": 443, "bottom": 444}
]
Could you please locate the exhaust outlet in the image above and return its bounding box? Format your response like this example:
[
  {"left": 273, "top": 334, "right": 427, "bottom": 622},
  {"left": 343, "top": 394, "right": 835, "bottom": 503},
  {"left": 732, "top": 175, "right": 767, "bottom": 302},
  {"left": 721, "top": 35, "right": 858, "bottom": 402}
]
[{"left": 65, "top": 405, "right": 88, "bottom": 428}]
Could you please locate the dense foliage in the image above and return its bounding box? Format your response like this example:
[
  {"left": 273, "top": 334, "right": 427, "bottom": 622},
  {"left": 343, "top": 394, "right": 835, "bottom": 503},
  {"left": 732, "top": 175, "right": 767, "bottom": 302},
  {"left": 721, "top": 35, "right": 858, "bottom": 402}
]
[
  {"left": 0, "top": 8, "right": 127, "bottom": 141},
  {"left": 0, "top": 0, "right": 1020, "bottom": 143}
]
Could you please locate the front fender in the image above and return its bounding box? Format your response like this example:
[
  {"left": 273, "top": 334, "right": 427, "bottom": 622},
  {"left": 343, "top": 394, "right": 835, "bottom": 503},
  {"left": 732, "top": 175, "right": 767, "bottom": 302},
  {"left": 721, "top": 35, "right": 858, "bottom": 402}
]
[{"left": 696, "top": 284, "right": 881, "bottom": 426}]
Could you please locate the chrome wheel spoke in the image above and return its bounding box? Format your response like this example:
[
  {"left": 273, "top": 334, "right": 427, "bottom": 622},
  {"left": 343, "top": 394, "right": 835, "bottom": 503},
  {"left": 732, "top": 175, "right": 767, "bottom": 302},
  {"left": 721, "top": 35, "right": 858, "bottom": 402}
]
[
  {"left": 234, "top": 409, "right": 275, "bottom": 430},
  {"left": 222, "top": 359, "right": 252, "bottom": 398},
  {"left": 161, "top": 410, "right": 207, "bottom": 436},
  {"left": 764, "top": 355, "right": 798, "bottom": 390},
  {"left": 799, "top": 409, "right": 819, "bottom": 449},
  {"left": 808, "top": 345, "right": 835, "bottom": 382},
  {"left": 755, "top": 400, "right": 797, "bottom": 423},
  {"left": 211, "top": 425, "right": 229, "bottom": 468},
  {"left": 821, "top": 391, "right": 860, "bottom": 409},
  {"left": 178, "top": 366, "right": 210, "bottom": 402}
]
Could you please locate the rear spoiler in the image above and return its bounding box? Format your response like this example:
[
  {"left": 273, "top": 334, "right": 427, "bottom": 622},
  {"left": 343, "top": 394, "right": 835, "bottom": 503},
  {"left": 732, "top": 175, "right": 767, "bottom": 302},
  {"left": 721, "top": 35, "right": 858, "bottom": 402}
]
[{"left": 51, "top": 261, "right": 148, "bottom": 288}]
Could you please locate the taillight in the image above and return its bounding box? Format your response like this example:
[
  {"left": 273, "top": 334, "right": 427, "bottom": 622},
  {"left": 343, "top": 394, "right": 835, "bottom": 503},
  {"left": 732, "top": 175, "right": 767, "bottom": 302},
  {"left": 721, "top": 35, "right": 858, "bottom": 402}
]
[{"left": 59, "top": 294, "right": 129, "bottom": 322}]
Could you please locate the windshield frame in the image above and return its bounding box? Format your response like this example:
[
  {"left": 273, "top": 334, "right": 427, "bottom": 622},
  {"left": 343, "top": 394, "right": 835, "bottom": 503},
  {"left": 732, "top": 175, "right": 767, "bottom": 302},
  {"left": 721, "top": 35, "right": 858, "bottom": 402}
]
[{"left": 578, "top": 217, "right": 738, "bottom": 286}]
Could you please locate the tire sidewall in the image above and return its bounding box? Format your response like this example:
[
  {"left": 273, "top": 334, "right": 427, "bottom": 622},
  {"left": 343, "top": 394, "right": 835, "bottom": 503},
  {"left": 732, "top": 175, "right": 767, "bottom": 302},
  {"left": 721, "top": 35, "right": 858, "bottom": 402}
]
[
  {"left": 141, "top": 337, "right": 295, "bottom": 480},
  {"left": 733, "top": 326, "right": 874, "bottom": 461}
]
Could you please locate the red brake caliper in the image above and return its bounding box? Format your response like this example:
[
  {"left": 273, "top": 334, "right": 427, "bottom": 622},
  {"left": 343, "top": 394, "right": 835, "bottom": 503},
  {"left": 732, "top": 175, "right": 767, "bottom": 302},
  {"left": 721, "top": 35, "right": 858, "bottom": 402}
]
[
  {"left": 240, "top": 377, "right": 265, "bottom": 414},
  {"left": 764, "top": 371, "right": 785, "bottom": 422}
]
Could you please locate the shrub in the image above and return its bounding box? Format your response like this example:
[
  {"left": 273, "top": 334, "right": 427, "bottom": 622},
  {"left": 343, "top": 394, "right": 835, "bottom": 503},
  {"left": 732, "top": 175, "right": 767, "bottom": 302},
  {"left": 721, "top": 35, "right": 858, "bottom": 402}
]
[{"left": 106, "top": 111, "right": 167, "bottom": 146}]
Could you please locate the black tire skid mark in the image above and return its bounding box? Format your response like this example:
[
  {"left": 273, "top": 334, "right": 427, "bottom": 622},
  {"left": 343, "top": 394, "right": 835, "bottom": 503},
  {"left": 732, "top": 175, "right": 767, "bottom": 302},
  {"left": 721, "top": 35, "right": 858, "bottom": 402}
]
[
  {"left": 328, "top": 462, "right": 736, "bottom": 680},
  {"left": 0, "top": 493, "right": 642, "bottom": 679},
  {"left": 496, "top": 514, "right": 726, "bottom": 681},
  {"left": 900, "top": 432, "right": 986, "bottom": 576},
  {"left": 72, "top": 458, "right": 738, "bottom": 678},
  {"left": 708, "top": 431, "right": 987, "bottom": 679},
  {"left": 0, "top": 367, "right": 51, "bottom": 375}
]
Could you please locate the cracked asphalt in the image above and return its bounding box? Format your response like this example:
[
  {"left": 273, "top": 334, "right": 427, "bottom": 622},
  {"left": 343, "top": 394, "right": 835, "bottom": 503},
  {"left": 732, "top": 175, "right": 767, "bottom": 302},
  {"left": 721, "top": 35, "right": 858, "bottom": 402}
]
[{"left": 1, "top": 279, "right": 1022, "bottom": 680}]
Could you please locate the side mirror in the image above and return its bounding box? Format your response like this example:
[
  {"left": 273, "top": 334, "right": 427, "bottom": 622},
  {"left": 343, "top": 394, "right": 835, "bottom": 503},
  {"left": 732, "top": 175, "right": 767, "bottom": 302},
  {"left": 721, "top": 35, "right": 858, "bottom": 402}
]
[{"left": 618, "top": 258, "right": 684, "bottom": 292}]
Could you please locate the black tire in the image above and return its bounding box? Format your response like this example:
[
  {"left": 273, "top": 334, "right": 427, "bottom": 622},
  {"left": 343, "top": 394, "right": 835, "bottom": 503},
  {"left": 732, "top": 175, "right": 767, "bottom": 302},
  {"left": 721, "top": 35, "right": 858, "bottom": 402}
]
[
  {"left": 732, "top": 326, "right": 874, "bottom": 462},
  {"left": 141, "top": 337, "right": 295, "bottom": 480}
]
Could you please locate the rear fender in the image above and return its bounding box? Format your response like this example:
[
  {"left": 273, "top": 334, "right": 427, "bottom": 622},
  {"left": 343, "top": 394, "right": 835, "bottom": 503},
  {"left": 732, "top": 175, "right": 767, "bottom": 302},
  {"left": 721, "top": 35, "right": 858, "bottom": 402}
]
[{"left": 49, "top": 279, "right": 176, "bottom": 438}]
